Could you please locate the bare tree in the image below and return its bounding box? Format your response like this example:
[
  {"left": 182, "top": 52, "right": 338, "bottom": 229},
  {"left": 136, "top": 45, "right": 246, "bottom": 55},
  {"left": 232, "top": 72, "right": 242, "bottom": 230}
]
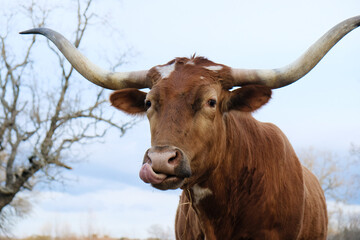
[
  {"left": 298, "top": 147, "right": 358, "bottom": 202},
  {"left": 350, "top": 144, "right": 360, "bottom": 161},
  {"left": 328, "top": 209, "right": 360, "bottom": 240},
  {"left": 147, "top": 224, "right": 173, "bottom": 240},
  {"left": 0, "top": 0, "right": 135, "bottom": 232},
  {"left": 298, "top": 147, "right": 360, "bottom": 238}
]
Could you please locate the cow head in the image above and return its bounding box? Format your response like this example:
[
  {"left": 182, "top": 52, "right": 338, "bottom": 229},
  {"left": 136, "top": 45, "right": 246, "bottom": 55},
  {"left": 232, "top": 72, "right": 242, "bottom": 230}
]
[
  {"left": 110, "top": 57, "right": 272, "bottom": 190},
  {"left": 20, "top": 15, "right": 360, "bottom": 190}
]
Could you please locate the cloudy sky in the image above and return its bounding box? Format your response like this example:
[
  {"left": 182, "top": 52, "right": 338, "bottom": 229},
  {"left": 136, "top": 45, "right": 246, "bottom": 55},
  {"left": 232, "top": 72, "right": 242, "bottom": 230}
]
[{"left": 3, "top": 0, "right": 360, "bottom": 238}]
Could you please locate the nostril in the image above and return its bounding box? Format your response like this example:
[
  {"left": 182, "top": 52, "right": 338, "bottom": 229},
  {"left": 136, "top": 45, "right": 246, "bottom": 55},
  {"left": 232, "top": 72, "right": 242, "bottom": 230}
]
[
  {"left": 144, "top": 151, "right": 152, "bottom": 165},
  {"left": 168, "top": 151, "right": 178, "bottom": 163}
]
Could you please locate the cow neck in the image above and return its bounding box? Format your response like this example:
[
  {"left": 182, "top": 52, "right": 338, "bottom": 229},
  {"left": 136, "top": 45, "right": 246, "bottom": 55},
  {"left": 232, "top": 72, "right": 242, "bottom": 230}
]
[
  {"left": 187, "top": 112, "right": 265, "bottom": 199},
  {"left": 184, "top": 111, "right": 304, "bottom": 239}
]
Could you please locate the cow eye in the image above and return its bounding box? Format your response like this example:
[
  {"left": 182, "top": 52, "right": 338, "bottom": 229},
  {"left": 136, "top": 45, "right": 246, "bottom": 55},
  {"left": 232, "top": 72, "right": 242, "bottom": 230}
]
[
  {"left": 145, "top": 100, "right": 152, "bottom": 109},
  {"left": 208, "top": 99, "right": 217, "bottom": 108}
]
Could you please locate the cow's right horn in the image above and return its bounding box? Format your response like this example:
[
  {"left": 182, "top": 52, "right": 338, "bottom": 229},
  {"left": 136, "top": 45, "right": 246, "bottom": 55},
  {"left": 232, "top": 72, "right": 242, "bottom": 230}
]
[{"left": 20, "top": 28, "right": 150, "bottom": 90}]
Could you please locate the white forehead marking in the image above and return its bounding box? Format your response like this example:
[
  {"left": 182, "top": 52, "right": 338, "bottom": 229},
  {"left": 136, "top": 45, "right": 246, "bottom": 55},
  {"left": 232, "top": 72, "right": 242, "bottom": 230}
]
[
  {"left": 192, "top": 184, "right": 212, "bottom": 204},
  {"left": 156, "top": 62, "right": 175, "bottom": 79},
  {"left": 200, "top": 76, "right": 205, "bottom": 80},
  {"left": 186, "top": 60, "right": 195, "bottom": 65},
  {"left": 204, "top": 65, "right": 223, "bottom": 71}
]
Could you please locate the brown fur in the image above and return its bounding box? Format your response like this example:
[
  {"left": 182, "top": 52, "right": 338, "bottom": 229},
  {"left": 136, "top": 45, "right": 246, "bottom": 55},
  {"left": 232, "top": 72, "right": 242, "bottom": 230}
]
[{"left": 110, "top": 56, "right": 328, "bottom": 239}]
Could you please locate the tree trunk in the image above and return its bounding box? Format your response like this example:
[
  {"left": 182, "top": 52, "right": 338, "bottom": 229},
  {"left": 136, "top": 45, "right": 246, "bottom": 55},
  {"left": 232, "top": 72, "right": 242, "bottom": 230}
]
[{"left": 0, "top": 193, "right": 16, "bottom": 212}]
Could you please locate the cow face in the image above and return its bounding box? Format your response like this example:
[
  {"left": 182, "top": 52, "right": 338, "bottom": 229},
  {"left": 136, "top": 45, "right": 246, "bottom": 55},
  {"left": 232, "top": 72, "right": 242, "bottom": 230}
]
[{"left": 110, "top": 57, "right": 271, "bottom": 190}]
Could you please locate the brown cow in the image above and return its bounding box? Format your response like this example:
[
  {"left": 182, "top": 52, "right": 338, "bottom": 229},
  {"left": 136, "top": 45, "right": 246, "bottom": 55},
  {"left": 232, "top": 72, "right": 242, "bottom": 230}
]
[{"left": 21, "top": 15, "right": 360, "bottom": 239}]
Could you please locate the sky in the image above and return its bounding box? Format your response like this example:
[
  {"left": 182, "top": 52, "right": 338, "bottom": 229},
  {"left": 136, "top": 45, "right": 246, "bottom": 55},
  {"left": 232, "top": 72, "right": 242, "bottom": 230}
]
[{"left": 2, "top": 0, "right": 360, "bottom": 238}]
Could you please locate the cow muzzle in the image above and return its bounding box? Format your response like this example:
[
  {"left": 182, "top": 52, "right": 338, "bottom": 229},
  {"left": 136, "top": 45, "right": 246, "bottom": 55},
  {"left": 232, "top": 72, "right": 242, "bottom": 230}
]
[{"left": 140, "top": 146, "right": 191, "bottom": 190}]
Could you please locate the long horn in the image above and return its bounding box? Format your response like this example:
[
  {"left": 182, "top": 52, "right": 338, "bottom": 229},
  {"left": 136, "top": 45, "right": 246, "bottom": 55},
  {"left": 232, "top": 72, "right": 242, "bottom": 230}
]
[
  {"left": 231, "top": 15, "right": 360, "bottom": 89},
  {"left": 20, "top": 28, "right": 150, "bottom": 90}
]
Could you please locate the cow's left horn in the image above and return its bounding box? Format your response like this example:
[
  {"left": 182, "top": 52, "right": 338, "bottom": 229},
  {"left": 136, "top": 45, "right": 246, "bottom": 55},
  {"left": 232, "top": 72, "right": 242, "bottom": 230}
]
[
  {"left": 20, "top": 28, "right": 150, "bottom": 90},
  {"left": 231, "top": 15, "right": 360, "bottom": 89}
]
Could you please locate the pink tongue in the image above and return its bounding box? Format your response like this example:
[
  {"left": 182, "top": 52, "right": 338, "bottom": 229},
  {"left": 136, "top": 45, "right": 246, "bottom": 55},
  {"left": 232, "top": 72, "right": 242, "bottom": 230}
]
[{"left": 139, "top": 163, "right": 167, "bottom": 184}]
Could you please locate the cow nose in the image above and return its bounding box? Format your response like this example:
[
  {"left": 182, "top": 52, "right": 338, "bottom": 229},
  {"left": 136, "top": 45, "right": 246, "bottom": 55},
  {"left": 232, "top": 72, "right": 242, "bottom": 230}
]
[{"left": 144, "top": 146, "right": 182, "bottom": 173}]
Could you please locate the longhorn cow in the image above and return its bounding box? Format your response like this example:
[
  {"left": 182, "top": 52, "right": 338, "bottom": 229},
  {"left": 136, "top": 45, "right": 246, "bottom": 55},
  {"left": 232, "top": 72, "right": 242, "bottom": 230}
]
[{"left": 21, "top": 16, "right": 360, "bottom": 239}]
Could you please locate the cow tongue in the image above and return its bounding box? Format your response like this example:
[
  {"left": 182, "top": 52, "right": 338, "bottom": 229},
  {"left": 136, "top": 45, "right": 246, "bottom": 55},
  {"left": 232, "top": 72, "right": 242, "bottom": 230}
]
[{"left": 139, "top": 163, "right": 167, "bottom": 184}]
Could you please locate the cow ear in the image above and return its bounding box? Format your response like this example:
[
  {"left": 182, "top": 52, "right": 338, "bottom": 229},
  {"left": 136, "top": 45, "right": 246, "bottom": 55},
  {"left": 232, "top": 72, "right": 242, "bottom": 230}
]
[
  {"left": 224, "top": 85, "right": 272, "bottom": 112},
  {"left": 110, "top": 89, "right": 147, "bottom": 115}
]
